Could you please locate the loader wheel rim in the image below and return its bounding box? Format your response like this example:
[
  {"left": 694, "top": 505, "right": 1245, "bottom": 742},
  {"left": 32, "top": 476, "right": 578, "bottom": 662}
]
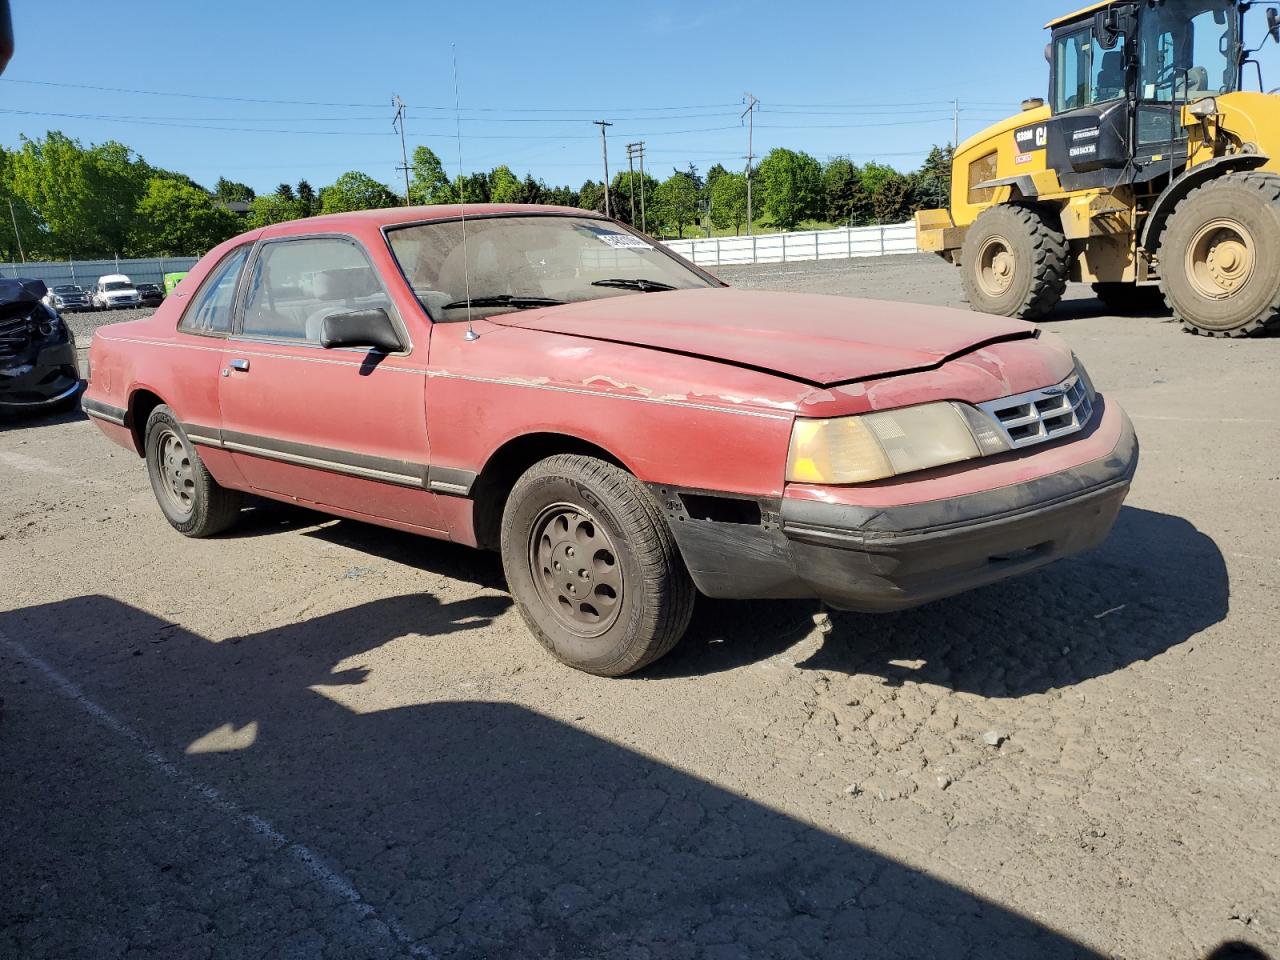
[
  {"left": 976, "top": 235, "right": 1016, "bottom": 298},
  {"left": 528, "top": 503, "right": 624, "bottom": 639},
  {"left": 1186, "top": 218, "right": 1255, "bottom": 300}
]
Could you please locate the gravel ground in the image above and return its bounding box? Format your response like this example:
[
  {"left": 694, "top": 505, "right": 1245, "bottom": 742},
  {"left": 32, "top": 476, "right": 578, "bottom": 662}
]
[{"left": 2, "top": 255, "right": 1278, "bottom": 959}]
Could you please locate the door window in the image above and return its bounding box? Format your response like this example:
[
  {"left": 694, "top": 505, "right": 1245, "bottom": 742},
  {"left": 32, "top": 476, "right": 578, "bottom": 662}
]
[
  {"left": 178, "top": 245, "right": 250, "bottom": 336},
  {"left": 239, "top": 237, "right": 393, "bottom": 343},
  {"left": 1054, "top": 26, "right": 1128, "bottom": 113}
]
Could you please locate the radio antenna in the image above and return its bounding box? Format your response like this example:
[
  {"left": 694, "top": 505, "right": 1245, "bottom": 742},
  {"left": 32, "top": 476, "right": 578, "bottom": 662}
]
[{"left": 451, "top": 45, "right": 478, "bottom": 342}]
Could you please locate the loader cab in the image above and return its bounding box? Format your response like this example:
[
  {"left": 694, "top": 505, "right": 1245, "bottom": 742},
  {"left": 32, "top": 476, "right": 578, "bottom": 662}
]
[{"left": 1045, "top": 0, "right": 1244, "bottom": 188}]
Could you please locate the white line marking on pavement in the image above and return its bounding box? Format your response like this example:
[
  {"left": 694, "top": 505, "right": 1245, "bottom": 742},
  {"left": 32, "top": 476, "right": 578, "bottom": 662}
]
[{"left": 0, "top": 627, "right": 435, "bottom": 960}]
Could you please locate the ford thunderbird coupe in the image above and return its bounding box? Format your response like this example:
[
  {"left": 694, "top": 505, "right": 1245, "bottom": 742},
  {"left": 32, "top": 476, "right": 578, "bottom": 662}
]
[{"left": 83, "top": 205, "right": 1137, "bottom": 675}]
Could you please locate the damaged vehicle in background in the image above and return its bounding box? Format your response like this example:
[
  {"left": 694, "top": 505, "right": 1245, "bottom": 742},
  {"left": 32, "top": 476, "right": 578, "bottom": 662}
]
[
  {"left": 135, "top": 283, "right": 165, "bottom": 307},
  {"left": 1, "top": 278, "right": 83, "bottom": 416},
  {"left": 83, "top": 204, "right": 1138, "bottom": 676}
]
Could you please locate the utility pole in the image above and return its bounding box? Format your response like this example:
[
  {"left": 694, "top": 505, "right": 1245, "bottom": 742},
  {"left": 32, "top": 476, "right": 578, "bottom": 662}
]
[
  {"left": 393, "top": 95, "right": 412, "bottom": 206},
  {"left": 637, "top": 142, "right": 647, "bottom": 233},
  {"left": 742, "top": 93, "right": 759, "bottom": 236},
  {"left": 625, "top": 143, "right": 638, "bottom": 225},
  {"left": 953, "top": 98, "right": 960, "bottom": 150},
  {"left": 7, "top": 197, "right": 24, "bottom": 263},
  {"left": 594, "top": 120, "right": 613, "bottom": 218}
]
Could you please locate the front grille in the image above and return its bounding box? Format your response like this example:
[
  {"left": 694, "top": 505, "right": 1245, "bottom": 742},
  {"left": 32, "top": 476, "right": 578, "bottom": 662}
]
[
  {"left": 0, "top": 313, "right": 32, "bottom": 360},
  {"left": 977, "top": 370, "right": 1094, "bottom": 450}
]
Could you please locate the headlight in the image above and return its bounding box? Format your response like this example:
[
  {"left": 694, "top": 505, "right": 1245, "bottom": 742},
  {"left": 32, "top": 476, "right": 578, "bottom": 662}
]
[{"left": 786, "top": 401, "right": 1014, "bottom": 485}]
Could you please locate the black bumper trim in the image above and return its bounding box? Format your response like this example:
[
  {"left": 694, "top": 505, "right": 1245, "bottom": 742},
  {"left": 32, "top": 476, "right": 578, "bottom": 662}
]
[
  {"left": 82, "top": 396, "right": 127, "bottom": 425},
  {"left": 660, "top": 408, "right": 1138, "bottom": 613}
]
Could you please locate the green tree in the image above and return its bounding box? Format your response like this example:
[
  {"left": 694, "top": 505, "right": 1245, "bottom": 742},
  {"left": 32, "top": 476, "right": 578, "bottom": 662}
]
[
  {"left": 543, "top": 185, "right": 579, "bottom": 208},
  {"left": 709, "top": 171, "right": 748, "bottom": 235},
  {"left": 578, "top": 180, "right": 604, "bottom": 214},
  {"left": 516, "top": 174, "right": 545, "bottom": 205},
  {"left": 756, "top": 147, "right": 822, "bottom": 231},
  {"left": 488, "top": 165, "right": 521, "bottom": 204},
  {"left": 871, "top": 170, "right": 912, "bottom": 224},
  {"left": 296, "top": 180, "right": 317, "bottom": 217},
  {"left": 823, "top": 156, "right": 872, "bottom": 225},
  {"left": 318, "top": 171, "right": 399, "bottom": 214},
  {"left": 246, "top": 193, "right": 303, "bottom": 228},
  {"left": 132, "top": 177, "right": 240, "bottom": 256},
  {"left": 652, "top": 171, "right": 699, "bottom": 238},
  {"left": 610, "top": 170, "right": 659, "bottom": 227},
  {"left": 275, "top": 183, "right": 296, "bottom": 201},
  {"left": 214, "top": 177, "right": 255, "bottom": 204},
  {"left": 911, "top": 144, "right": 953, "bottom": 211},
  {"left": 0, "top": 146, "right": 47, "bottom": 259},
  {"left": 409, "top": 146, "right": 453, "bottom": 204},
  {"left": 6, "top": 131, "right": 149, "bottom": 257}
]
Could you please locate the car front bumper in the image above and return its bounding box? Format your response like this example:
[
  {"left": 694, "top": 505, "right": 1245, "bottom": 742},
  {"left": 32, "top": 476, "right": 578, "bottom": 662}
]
[
  {"left": 657, "top": 405, "right": 1138, "bottom": 613},
  {"left": 0, "top": 338, "right": 83, "bottom": 410}
]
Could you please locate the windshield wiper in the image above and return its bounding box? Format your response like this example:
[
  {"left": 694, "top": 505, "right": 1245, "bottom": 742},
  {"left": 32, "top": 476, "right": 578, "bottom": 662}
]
[
  {"left": 440, "top": 294, "right": 565, "bottom": 310},
  {"left": 590, "top": 278, "right": 677, "bottom": 293}
]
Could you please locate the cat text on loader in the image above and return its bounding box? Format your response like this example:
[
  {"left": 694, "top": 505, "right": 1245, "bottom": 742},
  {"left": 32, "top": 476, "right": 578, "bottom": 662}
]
[{"left": 915, "top": 0, "right": 1280, "bottom": 337}]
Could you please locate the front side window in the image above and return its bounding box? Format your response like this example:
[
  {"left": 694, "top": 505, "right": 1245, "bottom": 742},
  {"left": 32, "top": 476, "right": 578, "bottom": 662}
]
[
  {"left": 386, "top": 215, "right": 714, "bottom": 321},
  {"left": 1139, "top": 0, "right": 1238, "bottom": 102},
  {"left": 178, "top": 245, "right": 249, "bottom": 335},
  {"left": 239, "top": 237, "right": 392, "bottom": 343},
  {"left": 1054, "top": 25, "right": 1128, "bottom": 113}
]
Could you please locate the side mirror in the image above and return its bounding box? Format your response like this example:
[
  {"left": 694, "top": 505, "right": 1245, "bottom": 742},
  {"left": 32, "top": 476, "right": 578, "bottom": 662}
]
[
  {"left": 320, "top": 307, "right": 402, "bottom": 352},
  {"left": 1269, "top": 7, "right": 1280, "bottom": 43}
]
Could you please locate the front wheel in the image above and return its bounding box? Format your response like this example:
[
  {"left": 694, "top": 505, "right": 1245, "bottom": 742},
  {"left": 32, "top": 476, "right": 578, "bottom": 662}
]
[
  {"left": 960, "top": 204, "right": 1069, "bottom": 319},
  {"left": 500, "top": 454, "right": 695, "bottom": 676},
  {"left": 1159, "top": 172, "right": 1280, "bottom": 337},
  {"left": 145, "top": 404, "right": 242, "bottom": 537}
]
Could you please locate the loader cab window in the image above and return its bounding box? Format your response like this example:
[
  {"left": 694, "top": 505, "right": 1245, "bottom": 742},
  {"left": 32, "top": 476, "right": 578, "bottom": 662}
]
[
  {"left": 1052, "top": 25, "right": 1128, "bottom": 113},
  {"left": 1138, "top": 0, "right": 1239, "bottom": 103}
]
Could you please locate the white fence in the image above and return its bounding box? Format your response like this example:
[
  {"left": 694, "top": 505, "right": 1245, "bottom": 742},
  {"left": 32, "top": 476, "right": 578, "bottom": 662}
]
[{"left": 662, "top": 222, "right": 917, "bottom": 268}]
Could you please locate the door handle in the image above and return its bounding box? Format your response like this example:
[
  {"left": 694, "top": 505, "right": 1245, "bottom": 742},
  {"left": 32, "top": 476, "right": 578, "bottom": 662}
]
[{"left": 228, "top": 359, "right": 250, "bottom": 372}]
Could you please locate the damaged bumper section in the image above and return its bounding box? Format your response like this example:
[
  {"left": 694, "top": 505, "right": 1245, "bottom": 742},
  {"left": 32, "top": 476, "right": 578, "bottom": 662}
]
[
  {"left": 657, "top": 405, "right": 1138, "bottom": 613},
  {"left": 0, "top": 278, "right": 83, "bottom": 411}
]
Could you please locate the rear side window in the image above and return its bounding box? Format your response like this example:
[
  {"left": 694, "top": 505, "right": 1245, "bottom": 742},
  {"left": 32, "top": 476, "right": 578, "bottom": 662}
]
[
  {"left": 178, "top": 246, "right": 250, "bottom": 335},
  {"left": 239, "top": 237, "right": 391, "bottom": 343}
]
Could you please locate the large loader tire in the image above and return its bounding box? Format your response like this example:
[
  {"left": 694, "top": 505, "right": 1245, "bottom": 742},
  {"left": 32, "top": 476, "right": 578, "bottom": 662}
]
[
  {"left": 960, "top": 204, "right": 1069, "bottom": 320},
  {"left": 1159, "top": 172, "right": 1280, "bottom": 337}
]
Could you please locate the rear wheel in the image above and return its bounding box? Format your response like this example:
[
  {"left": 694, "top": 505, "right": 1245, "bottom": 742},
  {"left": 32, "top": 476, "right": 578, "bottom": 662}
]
[
  {"left": 1091, "top": 282, "right": 1168, "bottom": 313},
  {"left": 1159, "top": 172, "right": 1280, "bottom": 337},
  {"left": 500, "top": 454, "right": 695, "bottom": 677},
  {"left": 960, "top": 204, "right": 1069, "bottom": 319},
  {"left": 144, "top": 405, "right": 241, "bottom": 537}
]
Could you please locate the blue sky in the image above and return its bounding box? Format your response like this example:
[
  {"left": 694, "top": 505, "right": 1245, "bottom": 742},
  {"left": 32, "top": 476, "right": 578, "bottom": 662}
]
[{"left": 3, "top": 0, "right": 1278, "bottom": 193}]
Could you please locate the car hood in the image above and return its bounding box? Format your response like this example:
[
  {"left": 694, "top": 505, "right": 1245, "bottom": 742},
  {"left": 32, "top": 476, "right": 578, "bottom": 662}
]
[{"left": 485, "top": 288, "right": 1036, "bottom": 387}]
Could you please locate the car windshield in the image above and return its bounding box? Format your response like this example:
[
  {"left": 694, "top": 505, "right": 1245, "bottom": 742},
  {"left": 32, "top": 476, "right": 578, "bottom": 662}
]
[
  {"left": 104, "top": 281, "right": 131, "bottom": 291},
  {"left": 54, "top": 285, "right": 81, "bottom": 293},
  {"left": 386, "top": 214, "right": 714, "bottom": 320}
]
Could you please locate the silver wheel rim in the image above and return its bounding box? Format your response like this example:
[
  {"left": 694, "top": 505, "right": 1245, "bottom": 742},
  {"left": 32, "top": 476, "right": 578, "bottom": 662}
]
[
  {"left": 156, "top": 428, "right": 196, "bottom": 515},
  {"left": 528, "top": 503, "right": 624, "bottom": 638}
]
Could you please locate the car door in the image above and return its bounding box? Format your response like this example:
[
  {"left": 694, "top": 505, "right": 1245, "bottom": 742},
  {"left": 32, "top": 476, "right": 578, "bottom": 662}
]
[{"left": 217, "top": 233, "right": 442, "bottom": 533}]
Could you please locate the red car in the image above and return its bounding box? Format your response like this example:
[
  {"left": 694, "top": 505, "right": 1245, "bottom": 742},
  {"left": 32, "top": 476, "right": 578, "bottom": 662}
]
[{"left": 83, "top": 205, "right": 1137, "bottom": 676}]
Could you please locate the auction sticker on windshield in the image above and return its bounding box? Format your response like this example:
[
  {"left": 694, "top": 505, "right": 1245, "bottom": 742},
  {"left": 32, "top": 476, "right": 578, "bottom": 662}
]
[{"left": 593, "top": 231, "right": 653, "bottom": 249}]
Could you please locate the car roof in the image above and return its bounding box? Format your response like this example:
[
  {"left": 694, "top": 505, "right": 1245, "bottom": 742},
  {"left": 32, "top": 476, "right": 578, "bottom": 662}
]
[{"left": 256, "top": 202, "right": 600, "bottom": 240}]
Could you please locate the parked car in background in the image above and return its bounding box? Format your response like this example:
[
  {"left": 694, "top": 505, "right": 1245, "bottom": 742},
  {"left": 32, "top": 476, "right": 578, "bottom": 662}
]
[
  {"left": 1, "top": 277, "right": 82, "bottom": 415},
  {"left": 91, "top": 274, "right": 141, "bottom": 310},
  {"left": 135, "top": 283, "right": 165, "bottom": 307},
  {"left": 163, "top": 271, "right": 188, "bottom": 294},
  {"left": 83, "top": 204, "right": 1137, "bottom": 676},
  {"left": 43, "top": 283, "right": 92, "bottom": 313}
]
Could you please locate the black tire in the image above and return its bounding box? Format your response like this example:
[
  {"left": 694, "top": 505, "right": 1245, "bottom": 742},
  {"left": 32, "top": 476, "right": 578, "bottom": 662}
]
[
  {"left": 500, "top": 454, "right": 695, "bottom": 677},
  {"left": 1091, "top": 282, "right": 1168, "bottom": 313},
  {"left": 144, "top": 404, "right": 241, "bottom": 537},
  {"left": 1158, "top": 172, "right": 1280, "bottom": 337},
  {"left": 960, "top": 204, "right": 1069, "bottom": 319}
]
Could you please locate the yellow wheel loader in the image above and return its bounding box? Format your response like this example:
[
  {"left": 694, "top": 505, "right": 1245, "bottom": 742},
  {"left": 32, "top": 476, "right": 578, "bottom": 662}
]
[{"left": 915, "top": 0, "right": 1280, "bottom": 336}]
